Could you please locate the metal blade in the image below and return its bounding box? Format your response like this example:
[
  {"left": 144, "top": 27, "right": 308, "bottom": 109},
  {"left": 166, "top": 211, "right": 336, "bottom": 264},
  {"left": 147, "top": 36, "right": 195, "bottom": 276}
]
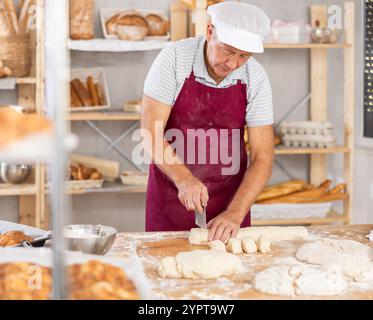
[{"left": 195, "top": 206, "right": 207, "bottom": 229}]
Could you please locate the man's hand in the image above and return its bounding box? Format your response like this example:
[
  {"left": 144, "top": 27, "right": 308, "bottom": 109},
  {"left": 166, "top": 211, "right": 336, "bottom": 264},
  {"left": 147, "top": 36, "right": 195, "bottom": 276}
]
[
  {"left": 176, "top": 176, "right": 209, "bottom": 213},
  {"left": 207, "top": 210, "right": 244, "bottom": 243}
]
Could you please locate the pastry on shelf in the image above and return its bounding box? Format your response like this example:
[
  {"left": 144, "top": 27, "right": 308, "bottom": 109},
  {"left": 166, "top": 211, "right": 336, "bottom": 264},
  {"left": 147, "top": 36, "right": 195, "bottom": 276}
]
[
  {"left": 0, "top": 230, "right": 33, "bottom": 247},
  {"left": 68, "top": 260, "right": 140, "bottom": 300},
  {"left": 69, "top": 163, "right": 103, "bottom": 181},
  {"left": 0, "top": 262, "right": 52, "bottom": 300},
  {"left": 0, "top": 107, "right": 52, "bottom": 148}
]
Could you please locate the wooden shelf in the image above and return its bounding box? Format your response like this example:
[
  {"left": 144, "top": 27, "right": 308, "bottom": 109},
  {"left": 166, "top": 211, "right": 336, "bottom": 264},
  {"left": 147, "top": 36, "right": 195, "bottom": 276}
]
[
  {"left": 274, "top": 146, "right": 350, "bottom": 155},
  {"left": 52, "top": 181, "right": 147, "bottom": 195},
  {"left": 68, "top": 111, "right": 141, "bottom": 121},
  {"left": 16, "top": 77, "right": 37, "bottom": 84},
  {"left": 252, "top": 210, "right": 349, "bottom": 226},
  {"left": 68, "top": 39, "right": 168, "bottom": 52},
  {"left": 0, "top": 183, "right": 37, "bottom": 196},
  {"left": 263, "top": 43, "right": 351, "bottom": 49}
]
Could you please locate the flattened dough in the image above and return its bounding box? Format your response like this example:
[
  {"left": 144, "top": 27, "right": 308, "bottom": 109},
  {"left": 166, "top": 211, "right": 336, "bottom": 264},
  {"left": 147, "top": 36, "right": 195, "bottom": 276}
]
[
  {"left": 158, "top": 250, "right": 243, "bottom": 279},
  {"left": 188, "top": 226, "right": 308, "bottom": 245},
  {"left": 296, "top": 238, "right": 373, "bottom": 279},
  {"left": 253, "top": 265, "right": 348, "bottom": 296}
]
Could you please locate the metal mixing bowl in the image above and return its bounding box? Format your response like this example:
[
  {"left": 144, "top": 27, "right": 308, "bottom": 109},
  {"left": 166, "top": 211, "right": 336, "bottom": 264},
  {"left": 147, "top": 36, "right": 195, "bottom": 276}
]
[
  {"left": 64, "top": 224, "right": 117, "bottom": 255},
  {"left": 0, "top": 163, "right": 32, "bottom": 184}
]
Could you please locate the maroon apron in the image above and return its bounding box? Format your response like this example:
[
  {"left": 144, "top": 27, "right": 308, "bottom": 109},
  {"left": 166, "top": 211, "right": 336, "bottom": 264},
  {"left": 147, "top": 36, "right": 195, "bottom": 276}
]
[{"left": 146, "top": 69, "right": 251, "bottom": 231}]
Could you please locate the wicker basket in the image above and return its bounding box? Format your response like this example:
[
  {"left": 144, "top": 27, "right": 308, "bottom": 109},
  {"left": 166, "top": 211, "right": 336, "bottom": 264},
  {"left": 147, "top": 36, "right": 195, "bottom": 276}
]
[{"left": 0, "top": 35, "right": 31, "bottom": 77}]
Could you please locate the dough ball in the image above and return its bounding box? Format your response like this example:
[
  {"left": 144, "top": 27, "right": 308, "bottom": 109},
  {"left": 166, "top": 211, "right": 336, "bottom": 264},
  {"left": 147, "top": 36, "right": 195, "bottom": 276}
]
[
  {"left": 208, "top": 240, "right": 226, "bottom": 252},
  {"left": 257, "top": 236, "right": 271, "bottom": 253},
  {"left": 241, "top": 238, "right": 257, "bottom": 254},
  {"left": 227, "top": 238, "right": 243, "bottom": 254},
  {"left": 188, "top": 228, "right": 209, "bottom": 245}
]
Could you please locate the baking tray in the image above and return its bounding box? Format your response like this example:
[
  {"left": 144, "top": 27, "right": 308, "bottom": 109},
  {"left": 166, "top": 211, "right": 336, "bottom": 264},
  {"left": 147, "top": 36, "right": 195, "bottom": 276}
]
[
  {"left": 0, "top": 248, "right": 153, "bottom": 299},
  {"left": 0, "top": 220, "right": 52, "bottom": 247}
]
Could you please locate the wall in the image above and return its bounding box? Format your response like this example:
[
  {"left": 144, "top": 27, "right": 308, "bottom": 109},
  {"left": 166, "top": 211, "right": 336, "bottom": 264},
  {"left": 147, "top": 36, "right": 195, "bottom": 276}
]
[{"left": 0, "top": 0, "right": 369, "bottom": 229}]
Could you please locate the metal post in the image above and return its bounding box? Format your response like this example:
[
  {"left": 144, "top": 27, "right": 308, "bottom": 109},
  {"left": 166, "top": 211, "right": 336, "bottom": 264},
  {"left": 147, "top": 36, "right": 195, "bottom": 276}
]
[{"left": 45, "top": 0, "right": 71, "bottom": 300}]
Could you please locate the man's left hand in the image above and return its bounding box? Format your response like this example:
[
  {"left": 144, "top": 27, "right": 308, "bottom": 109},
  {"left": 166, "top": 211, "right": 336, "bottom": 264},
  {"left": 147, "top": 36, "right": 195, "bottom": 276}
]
[{"left": 207, "top": 210, "right": 244, "bottom": 244}]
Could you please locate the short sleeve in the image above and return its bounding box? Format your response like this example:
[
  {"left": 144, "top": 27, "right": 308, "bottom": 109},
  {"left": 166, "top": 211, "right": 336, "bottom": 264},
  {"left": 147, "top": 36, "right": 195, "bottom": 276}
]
[
  {"left": 143, "top": 43, "right": 177, "bottom": 106},
  {"left": 246, "top": 67, "right": 274, "bottom": 128}
]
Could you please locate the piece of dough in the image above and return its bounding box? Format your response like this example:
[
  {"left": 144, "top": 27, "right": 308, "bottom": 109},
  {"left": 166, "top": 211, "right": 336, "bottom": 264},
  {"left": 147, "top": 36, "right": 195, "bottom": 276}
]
[
  {"left": 296, "top": 239, "right": 373, "bottom": 279},
  {"left": 253, "top": 265, "right": 348, "bottom": 296},
  {"left": 241, "top": 238, "right": 257, "bottom": 254},
  {"left": 158, "top": 250, "right": 243, "bottom": 279},
  {"left": 208, "top": 240, "right": 226, "bottom": 252},
  {"left": 188, "top": 226, "right": 308, "bottom": 245},
  {"left": 188, "top": 228, "right": 209, "bottom": 245},
  {"left": 257, "top": 236, "right": 271, "bottom": 253},
  {"left": 226, "top": 238, "right": 242, "bottom": 254}
]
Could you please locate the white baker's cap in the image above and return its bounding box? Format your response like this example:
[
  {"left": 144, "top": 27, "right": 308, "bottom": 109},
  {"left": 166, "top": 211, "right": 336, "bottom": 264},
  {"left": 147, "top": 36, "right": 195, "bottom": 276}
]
[{"left": 207, "top": 2, "right": 271, "bottom": 53}]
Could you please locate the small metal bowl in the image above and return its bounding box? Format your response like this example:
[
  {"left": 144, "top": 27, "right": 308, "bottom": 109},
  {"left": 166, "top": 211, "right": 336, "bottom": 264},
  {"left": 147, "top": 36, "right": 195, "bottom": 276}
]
[
  {"left": 0, "top": 163, "right": 32, "bottom": 184},
  {"left": 64, "top": 224, "right": 117, "bottom": 255}
]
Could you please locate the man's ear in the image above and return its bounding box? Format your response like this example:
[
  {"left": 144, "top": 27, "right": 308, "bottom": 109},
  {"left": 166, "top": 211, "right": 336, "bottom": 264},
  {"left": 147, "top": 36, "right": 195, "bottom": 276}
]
[{"left": 206, "top": 23, "right": 214, "bottom": 41}]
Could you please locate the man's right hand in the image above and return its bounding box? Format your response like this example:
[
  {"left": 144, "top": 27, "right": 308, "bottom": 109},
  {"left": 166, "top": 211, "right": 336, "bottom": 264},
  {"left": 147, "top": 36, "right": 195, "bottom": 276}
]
[{"left": 176, "top": 175, "right": 209, "bottom": 213}]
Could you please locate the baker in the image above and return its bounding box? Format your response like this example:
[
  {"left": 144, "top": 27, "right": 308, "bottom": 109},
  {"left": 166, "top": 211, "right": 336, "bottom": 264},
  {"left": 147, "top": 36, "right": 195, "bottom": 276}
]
[{"left": 142, "top": 2, "right": 274, "bottom": 243}]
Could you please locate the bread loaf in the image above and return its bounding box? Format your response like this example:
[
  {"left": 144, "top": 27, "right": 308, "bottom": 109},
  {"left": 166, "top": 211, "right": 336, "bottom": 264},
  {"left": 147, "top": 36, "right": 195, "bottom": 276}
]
[
  {"left": 71, "top": 79, "right": 93, "bottom": 106},
  {"left": 87, "top": 76, "right": 99, "bottom": 106},
  {"left": 145, "top": 13, "right": 169, "bottom": 36},
  {"left": 105, "top": 13, "right": 120, "bottom": 35},
  {"left": 256, "top": 180, "right": 306, "bottom": 202},
  {"left": 115, "top": 11, "right": 149, "bottom": 41},
  {"left": 69, "top": 0, "right": 94, "bottom": 40}
]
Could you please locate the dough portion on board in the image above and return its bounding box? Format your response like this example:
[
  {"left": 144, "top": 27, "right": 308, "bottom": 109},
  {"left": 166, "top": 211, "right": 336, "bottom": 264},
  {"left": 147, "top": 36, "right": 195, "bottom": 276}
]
[
  {"left": 241, "top": 238, "right": 257, "bottom": 254},
  {"left": 257, "top": 236, "right": 271, "bottom": 253},
  {"left": 208, "top": 240, "right": 226, "bottom": 252},
  {"left": 158, "top": 250, "right": 243, "bottom": 279},
  {"left": 253, "top": 265, "right": 348, "bottom": 296},
  {"left": 188, "top": 226, "right": 308, "bottom": 245},
  {"left": 296, "top": 238, "right": 373, "bottom": 280},
  {"left": 227, "top": 238, "right": 242, "bottom": 254}
]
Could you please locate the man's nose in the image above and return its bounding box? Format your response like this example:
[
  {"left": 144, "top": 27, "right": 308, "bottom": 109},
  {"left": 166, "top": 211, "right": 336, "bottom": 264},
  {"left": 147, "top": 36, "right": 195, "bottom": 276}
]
[{"left": 226, "top": 57, "right": 239, "bottom": 70}]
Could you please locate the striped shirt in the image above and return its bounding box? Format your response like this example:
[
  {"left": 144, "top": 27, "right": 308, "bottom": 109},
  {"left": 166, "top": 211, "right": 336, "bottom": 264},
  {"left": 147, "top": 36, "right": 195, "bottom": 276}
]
[{"left": 144, "top": 36, "right": 273, "bottom": 128}]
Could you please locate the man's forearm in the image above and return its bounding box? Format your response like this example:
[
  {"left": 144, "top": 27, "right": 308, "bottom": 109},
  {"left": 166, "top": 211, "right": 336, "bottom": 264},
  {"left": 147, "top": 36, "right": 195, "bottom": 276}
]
[{"left": 228, "top": 155, "right": 273, "bottom": 218}]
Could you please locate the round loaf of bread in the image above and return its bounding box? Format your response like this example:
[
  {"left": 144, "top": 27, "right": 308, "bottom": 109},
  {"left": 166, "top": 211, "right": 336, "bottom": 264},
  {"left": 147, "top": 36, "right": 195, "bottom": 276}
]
[
  {"left": 106, "top": 13, "right": 121, "bottom": 35},
  {"left": 116, "top": 11, "right": 149, "bottom": 41},
  {"left": 145, "top": 13, "right": 169, "bottom": 36}
]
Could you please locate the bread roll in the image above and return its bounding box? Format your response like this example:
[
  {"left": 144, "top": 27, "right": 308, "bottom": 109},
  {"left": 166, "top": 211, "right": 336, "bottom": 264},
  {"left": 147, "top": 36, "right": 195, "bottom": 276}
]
[
  {"left": 71, "top": 79, "right": 93, "bottom": 106},
  {"left": 106, "top": 13, "right": 120, "bottom": 35},
  {"left": 0, "top": 66, "right": 11, "bottom": 78},
  {"left": 87, "top": 76, "right": 99, "bottom": 106},
  {"left": 145, "top": 13, "right": 169, "bottom": 36}
]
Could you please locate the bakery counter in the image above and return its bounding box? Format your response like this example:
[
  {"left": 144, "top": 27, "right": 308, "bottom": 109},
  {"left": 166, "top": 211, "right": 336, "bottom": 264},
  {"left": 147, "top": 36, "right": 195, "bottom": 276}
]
[{"left": 108, "top": 225, "right": 373, "bottom": 300}]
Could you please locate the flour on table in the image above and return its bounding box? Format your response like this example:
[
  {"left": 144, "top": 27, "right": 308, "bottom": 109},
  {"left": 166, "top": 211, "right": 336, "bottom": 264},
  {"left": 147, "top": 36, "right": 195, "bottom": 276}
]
[
  {"left": 253, "top": 265, "right": 348, "bottom": 296},
  {"left": 158, "top": 250, "right": 243, "bottom": 279}
]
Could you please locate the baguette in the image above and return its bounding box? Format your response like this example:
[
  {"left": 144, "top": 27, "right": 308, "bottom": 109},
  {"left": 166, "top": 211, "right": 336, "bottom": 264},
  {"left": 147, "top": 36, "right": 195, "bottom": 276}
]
[
  {"left": 0, "top": 2, "right": 11, "bottom": 36},
  {"left": 70, "top": 82, "right": 83, "bottom": 107},
  {"left": 256, "top": 180, "right": 306, "bottom": 202},
  {"left": 257, "top": 187, "right": 328, "bottom": 204},
  {"left": 71, "top": 79, "right": 93, "bottom": 106},
  {"left": 4, "top": 0, "right": 19, "bottom": 34},
  {"left": 95, "top": 83, "right": 106, "bottom": 106},
  {"left": 306, "top": 193, "right": 348, "bottom": 203},
  {"left": 329, "top": 183, "right": 347, "bottom": 194},
  {"left": 86, "top": 76, "right": 99, "bottom": 106},
  {"left": 18, "top": 0, "right": 35, "bottom": 34}
]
